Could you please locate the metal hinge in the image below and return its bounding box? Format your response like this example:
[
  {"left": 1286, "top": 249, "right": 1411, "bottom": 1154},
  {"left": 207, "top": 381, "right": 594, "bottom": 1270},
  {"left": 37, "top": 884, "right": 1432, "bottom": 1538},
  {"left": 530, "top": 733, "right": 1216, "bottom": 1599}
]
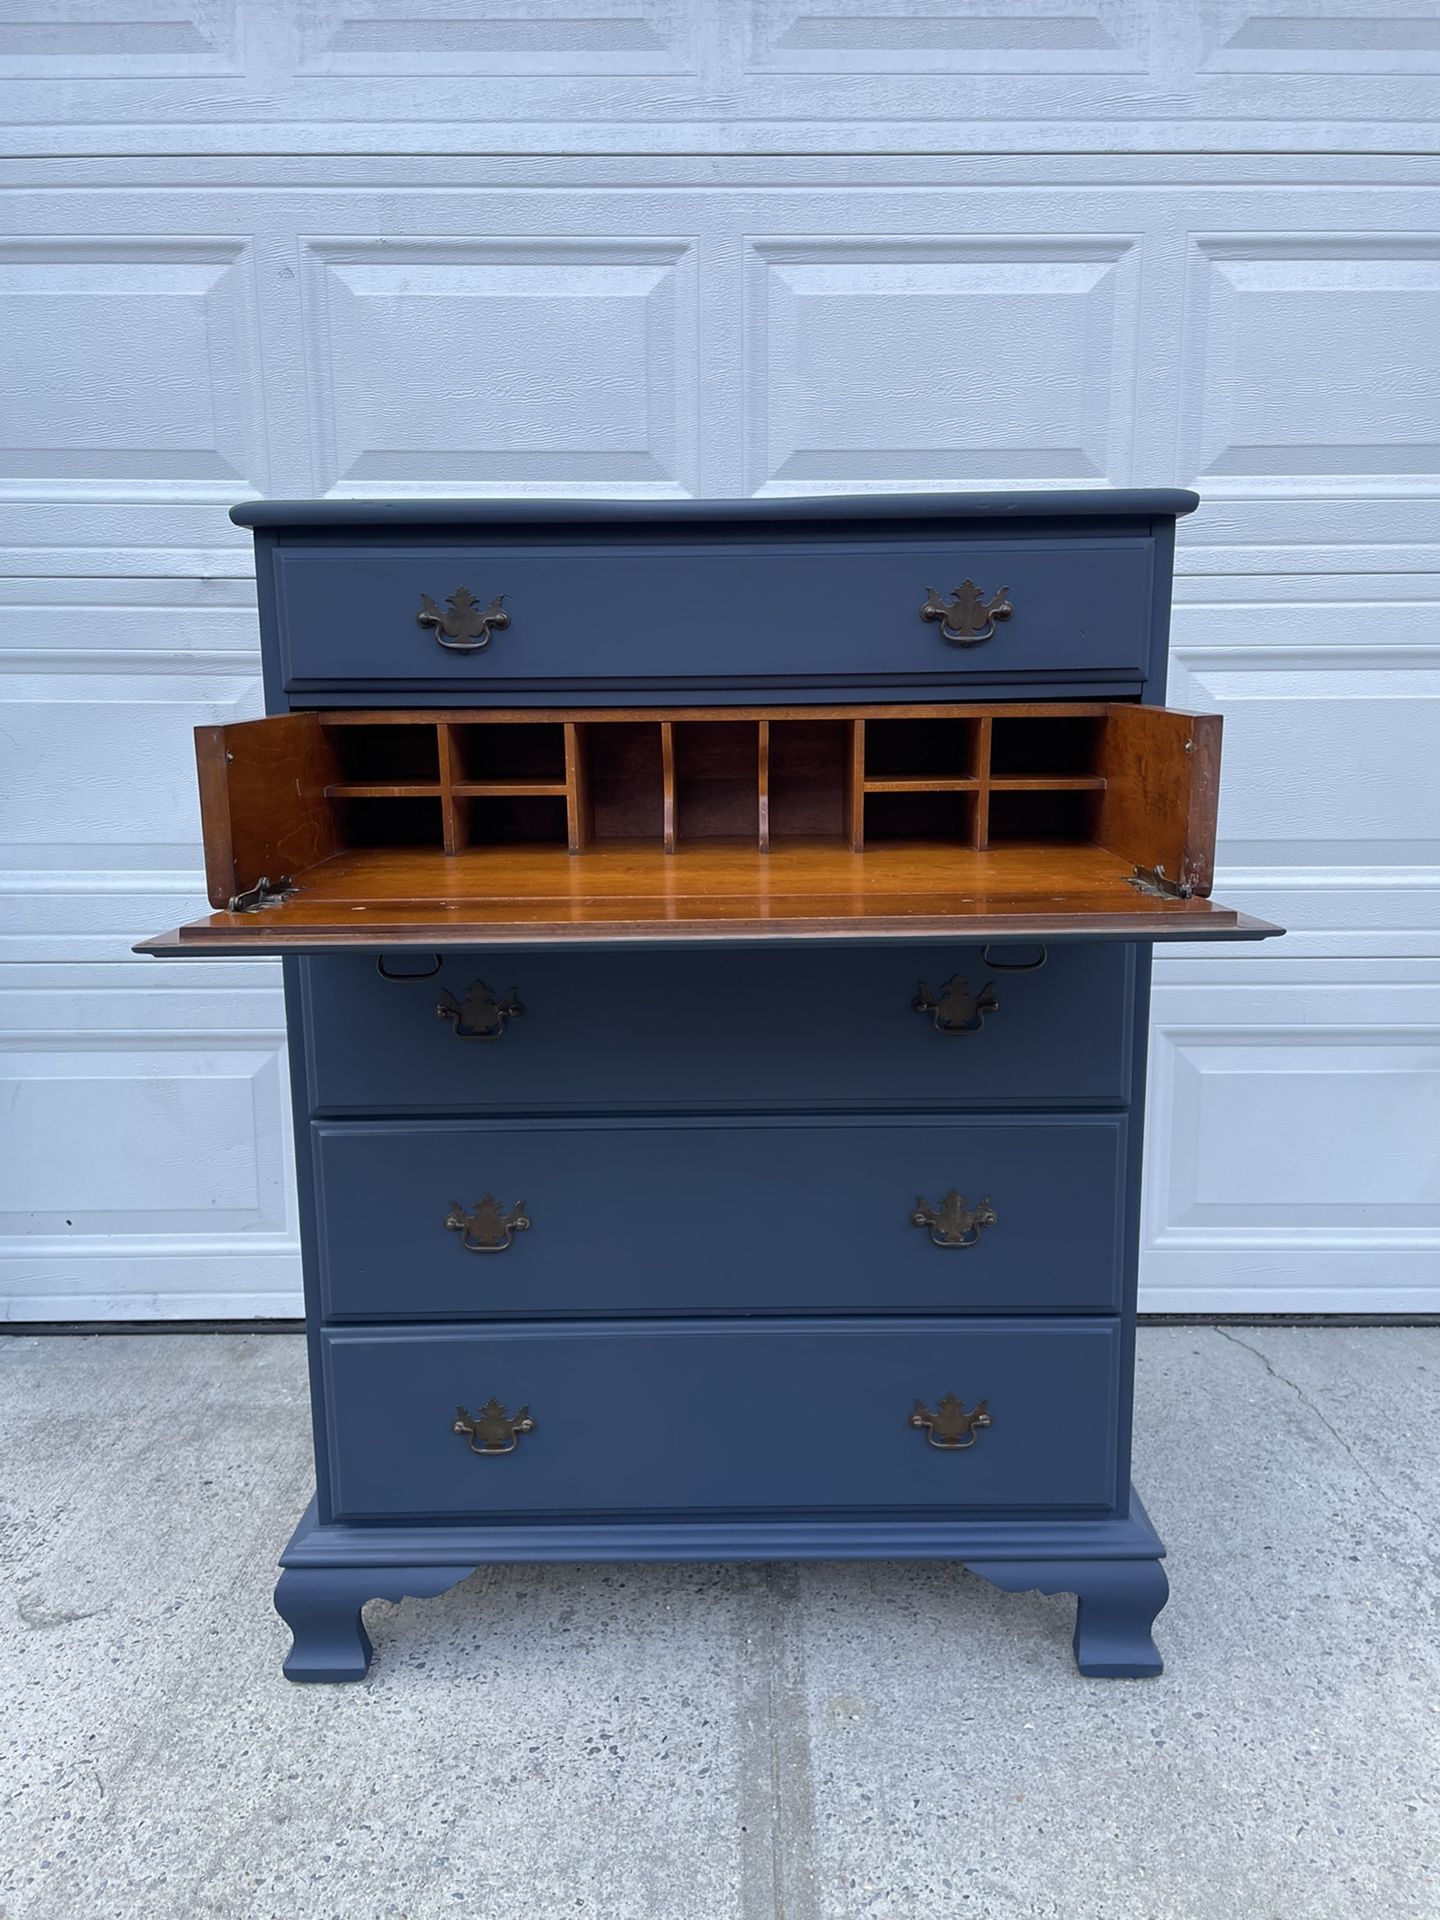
[
  {"left": 226, "top": 875, "right": 297, "bottom": 913},
  {"left": 1128, "top": 863, "right": 1194, "bottom": 901}
]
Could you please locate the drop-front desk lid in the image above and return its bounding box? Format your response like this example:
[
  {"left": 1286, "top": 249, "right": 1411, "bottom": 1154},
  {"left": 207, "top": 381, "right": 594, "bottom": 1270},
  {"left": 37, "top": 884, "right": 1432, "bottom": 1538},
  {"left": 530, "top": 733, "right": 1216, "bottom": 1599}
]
[
  {"left": 136, "top": 851, "right": 1279, "bottom": 953},
  {"left": 137, "top": 703, "right": 1281, "bottom": 954}
]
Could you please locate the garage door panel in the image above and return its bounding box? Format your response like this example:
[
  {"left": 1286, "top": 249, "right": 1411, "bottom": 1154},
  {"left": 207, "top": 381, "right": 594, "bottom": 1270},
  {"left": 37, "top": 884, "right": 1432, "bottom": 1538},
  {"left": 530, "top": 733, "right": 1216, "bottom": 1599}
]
[
  {"left": 2, "top": 175, "right": 1437, "bottom": 560},
  {"left": 298, "top": 236, "right": 701, "bottom": 497},
  {"left": 1145, "top": 980, "right": 1440, "bottom": 1312},
  {"left": 1178, "top": 235, "right": 1440, "bottom": 490},
  {"left": 0, "top": 977, "right": 299, "bottom": 1321},
  {"left": 3, "top": 2, "right": 1438, "bottom": 155},
  {"left": 743, "top": 235, "right": 1142, "bottom": 494}
]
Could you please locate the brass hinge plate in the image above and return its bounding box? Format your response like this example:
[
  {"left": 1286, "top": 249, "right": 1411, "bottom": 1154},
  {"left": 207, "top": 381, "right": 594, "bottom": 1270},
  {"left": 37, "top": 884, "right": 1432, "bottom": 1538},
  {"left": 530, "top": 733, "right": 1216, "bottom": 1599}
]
[
  {"left": 1128, "top": 863, "right": 1194, "bottom": 901},
  {"left": 227, "top": 875, "right": 297, "bottom": 913}
]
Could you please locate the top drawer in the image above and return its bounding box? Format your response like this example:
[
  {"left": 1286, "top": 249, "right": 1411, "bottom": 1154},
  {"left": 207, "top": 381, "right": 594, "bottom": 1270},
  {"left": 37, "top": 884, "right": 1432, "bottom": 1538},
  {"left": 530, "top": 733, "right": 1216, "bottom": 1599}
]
[{"left": 271, "top": 535, "right": 1155, "bottom": 696}]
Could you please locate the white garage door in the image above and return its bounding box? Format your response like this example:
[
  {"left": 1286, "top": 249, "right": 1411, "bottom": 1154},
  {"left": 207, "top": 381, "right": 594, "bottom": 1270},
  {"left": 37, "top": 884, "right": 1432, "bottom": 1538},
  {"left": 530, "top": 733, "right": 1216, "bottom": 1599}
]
[{"left": 3, "top": 3, "right": 1437, "bottom": 1318}]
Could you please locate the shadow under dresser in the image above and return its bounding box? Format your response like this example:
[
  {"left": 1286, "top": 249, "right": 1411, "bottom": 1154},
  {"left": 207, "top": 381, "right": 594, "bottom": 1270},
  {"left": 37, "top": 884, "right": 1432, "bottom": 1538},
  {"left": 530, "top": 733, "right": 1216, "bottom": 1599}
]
[{"left": 139, "top": 490, "right": 1281, "bottom": 1682}]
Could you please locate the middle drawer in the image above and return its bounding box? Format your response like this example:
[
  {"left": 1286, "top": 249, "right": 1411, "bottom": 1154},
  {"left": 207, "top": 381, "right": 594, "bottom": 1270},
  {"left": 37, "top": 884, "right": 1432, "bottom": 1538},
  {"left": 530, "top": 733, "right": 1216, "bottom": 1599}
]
[{"left": 313, "top": 1113, "right": 1127, "bottom": 1319}]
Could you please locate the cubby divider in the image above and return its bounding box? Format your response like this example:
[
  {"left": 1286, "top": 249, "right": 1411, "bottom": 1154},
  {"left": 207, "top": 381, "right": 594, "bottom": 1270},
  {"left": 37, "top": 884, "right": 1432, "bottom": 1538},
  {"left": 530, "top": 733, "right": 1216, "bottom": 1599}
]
[
  {"left": 306, "top": 703, "right": 1214, "bottom": 871},
  {"left": 660, "top": 721, "right": 677, "bottom": 853},
  {"left": 757, "top": 720, "right": 770, "bottom": 853},
  {"left": 436, "top": 720, "right": 463, "bottom": 855},
  {"left": 847, "top": 719, "right": 865, "bottom": 851},
  {"left": 973, "top": 714, "right": 992, "bottom": 850},
  {"left": 563, "top": 721, "right": 590, "bottom": 854}
]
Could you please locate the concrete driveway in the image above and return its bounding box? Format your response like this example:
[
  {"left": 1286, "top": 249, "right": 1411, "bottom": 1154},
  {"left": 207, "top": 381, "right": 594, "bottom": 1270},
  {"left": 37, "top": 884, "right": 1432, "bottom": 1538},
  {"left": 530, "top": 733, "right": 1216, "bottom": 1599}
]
[{"left": 2, "top": 1326, "right": 1436, "bottom": 1919}]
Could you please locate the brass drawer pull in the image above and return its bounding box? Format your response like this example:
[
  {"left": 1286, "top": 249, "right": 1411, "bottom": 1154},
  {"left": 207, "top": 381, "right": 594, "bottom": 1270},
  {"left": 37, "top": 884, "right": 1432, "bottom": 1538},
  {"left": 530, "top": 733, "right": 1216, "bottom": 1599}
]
[
  {"left": 445, "top": 1194, "right": 530, "bottom": 1252},
  {"left": 436, "top": 980, "right": 523, "bottom": 1040},
  {"left": 919, "top": 580, "right": 1012, "bottom": 646},
  {"left": 912, "top": 1191, "right": 996, "bottom": 1249},
  {"left": 417, "top": 586, "right": 509, "bottom": 653},
  {"left": 452, "top": 1398, "right": 534, "bottom": 1456},
  {"left": 911, "top": 1393, "right": 992, "bottom": 1450},
  {"left": 912, "top": 975, "right": 998, "bottom": 1034}
]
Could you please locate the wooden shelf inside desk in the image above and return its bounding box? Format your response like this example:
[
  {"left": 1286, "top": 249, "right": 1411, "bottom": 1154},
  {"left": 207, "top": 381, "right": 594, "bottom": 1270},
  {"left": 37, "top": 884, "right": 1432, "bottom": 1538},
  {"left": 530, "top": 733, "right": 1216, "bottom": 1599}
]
[{"left": 139, "top": 701, "right": 1282, "bottom": 950}]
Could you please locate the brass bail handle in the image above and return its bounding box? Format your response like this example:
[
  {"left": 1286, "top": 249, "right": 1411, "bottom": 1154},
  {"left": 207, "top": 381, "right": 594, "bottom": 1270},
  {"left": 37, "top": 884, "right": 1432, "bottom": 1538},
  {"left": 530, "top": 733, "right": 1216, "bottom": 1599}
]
[
  {"left": 452, "top": 1399, "right": 535, "bottom": 1456},
  {"left": 910, "top": 1393, "right": 992, "bottom": 1450},
  {"left": 445, "top": 1195, "right": 530, "bottom": 1252},
  {"left": 919, "top": 580, "right": 1013, "bottom": 646},
  {"left": 912, "top": 975, "right": 999, "bottom": 1035},
  {"left": 911, "top": 1191, "right": 997, "bottom": 1250},
  {"left": 436, "top": 980, "right": 523, "bottom": 1041},
  {"left": 417, "top": 586, "right": 509, "bottom": 653}
]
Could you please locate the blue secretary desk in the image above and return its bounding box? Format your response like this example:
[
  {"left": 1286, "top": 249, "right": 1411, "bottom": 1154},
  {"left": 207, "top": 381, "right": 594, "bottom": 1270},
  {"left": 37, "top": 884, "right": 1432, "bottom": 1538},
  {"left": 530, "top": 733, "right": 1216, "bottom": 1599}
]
[{"left": 140, "top": 491, "right": 1279, "bottom": 1681}]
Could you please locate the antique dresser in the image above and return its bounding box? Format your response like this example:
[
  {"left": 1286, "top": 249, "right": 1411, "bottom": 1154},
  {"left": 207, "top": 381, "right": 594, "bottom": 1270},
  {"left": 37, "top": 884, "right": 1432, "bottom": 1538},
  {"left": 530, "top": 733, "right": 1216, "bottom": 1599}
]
[{"left": 140, "top": 491, "right": 1279, "bottom": 1682}]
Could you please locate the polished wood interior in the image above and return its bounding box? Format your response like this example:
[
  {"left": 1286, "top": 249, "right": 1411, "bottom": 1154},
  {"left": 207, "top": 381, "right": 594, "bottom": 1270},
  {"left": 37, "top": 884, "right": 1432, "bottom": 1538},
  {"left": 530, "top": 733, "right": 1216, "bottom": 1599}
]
[
  {"left": 201, "top": 701, "right": 1219, "bottom": 875},
  {"left": 147, "top": 839, "right": 1269, "bottom": 949},
  {"left": 155, "top": 699, "right": 1255, "bottom": 948}
]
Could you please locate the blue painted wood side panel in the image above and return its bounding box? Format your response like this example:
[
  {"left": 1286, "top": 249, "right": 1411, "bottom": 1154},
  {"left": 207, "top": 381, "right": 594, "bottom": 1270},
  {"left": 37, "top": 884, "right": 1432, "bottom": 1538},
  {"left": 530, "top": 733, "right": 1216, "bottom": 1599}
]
[
  {"left": 300, "top": 943, "right": 1133, "bottom": 1114},
  {"left": 313, "top": 1113, "right": 1127, "bottom": 1319},
  {"left": 274, "top": 536, "right": 1153, "bottom": 690},
  {"left": 282, "top": 957, "right": 337, "bottom": 1519},
  {"left": 1110, "top": 941, "right": 1151, "bottom": 1504},
  {"left": 320, "top": 1317, "right": 1122, "bottom": 1521}
]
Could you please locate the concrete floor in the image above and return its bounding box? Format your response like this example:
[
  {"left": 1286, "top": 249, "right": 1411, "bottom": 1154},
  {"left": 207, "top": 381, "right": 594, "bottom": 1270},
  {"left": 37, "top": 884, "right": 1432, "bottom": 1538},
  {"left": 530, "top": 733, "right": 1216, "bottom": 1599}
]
[{"left": 1, "top": 1328, "right": 1437, "bottom": 1920}]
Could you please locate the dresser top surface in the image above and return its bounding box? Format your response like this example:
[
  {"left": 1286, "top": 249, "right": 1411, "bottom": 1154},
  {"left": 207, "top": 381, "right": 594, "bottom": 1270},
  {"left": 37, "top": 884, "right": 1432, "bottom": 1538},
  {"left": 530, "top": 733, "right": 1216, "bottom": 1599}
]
[{"left": 231, "top": 489, "right": 1200, "bottom": 531}]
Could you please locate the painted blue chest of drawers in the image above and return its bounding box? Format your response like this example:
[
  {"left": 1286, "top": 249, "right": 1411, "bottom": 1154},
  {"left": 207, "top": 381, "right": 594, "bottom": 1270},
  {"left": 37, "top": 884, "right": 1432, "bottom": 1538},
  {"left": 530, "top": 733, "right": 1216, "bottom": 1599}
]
[{"left": 142, "top": 490, "right": 1278, "bottom": 1681}]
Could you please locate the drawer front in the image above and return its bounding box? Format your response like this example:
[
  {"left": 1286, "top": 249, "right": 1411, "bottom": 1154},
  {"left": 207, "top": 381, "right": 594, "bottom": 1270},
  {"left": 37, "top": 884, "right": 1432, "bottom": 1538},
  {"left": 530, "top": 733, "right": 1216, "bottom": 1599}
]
[
  {"left": 314, "top": 1114, "right": 1126, "bottom": 1318},
  {"left": 321, "top": 1317, "right": 1121, "bottom": 1520},
  {"left": 300, "top": 943, "right": 1134, "bottom": 1114},
  {"left": 273, "top": 537, "right": 1153, "bottom": 691}
]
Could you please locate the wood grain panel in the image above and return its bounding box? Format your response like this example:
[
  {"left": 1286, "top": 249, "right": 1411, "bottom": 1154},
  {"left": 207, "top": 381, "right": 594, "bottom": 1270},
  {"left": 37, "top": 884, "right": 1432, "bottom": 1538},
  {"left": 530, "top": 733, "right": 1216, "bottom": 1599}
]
[
  {"left": 1096, "top": 706, "right": 1222, "bottom": 897},
  {"left": 167, "top": 700, "right": 1261, "bottom": 942},
  {"left": 196, "top": 713, "right": 341, "bottom": 909},
  {"left": 143, "top": 840, "right": 1277, "bottom": 950}
]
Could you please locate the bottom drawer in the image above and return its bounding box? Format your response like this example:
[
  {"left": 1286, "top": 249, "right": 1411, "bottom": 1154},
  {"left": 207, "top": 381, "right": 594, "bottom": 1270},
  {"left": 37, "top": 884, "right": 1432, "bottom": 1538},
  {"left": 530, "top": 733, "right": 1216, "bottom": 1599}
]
[{"left": 321, "top": 1318, "right": 1121, "bottom": 1521}]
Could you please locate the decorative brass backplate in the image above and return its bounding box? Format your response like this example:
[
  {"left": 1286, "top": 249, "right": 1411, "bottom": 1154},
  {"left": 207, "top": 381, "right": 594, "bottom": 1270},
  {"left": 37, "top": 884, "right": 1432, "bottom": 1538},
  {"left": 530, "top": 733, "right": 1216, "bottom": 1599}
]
[
  {"left": 452, "top": 1398, "right": 535, "bottom": 1456},
  {"left": 417, "top": 586, "right": 509, "bottom": 653},
  {"left": 445, "top": 1194, "right": 531, "bottom": 1252},
  {"left": 910, "top": 1393, "right": 992, "bottom": 1450},
  {"left": 912, "top": 976, "right": 999, "bottom": 1034},
  {"left": 911, "top": 1191, "right": 997, "bottom": 1249},
  {"left": 436, "top": 980, "right": 523, "bottom": 1040},
  {"left": 919, "top": 580, "right": 1013, "bottom": 646}
]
